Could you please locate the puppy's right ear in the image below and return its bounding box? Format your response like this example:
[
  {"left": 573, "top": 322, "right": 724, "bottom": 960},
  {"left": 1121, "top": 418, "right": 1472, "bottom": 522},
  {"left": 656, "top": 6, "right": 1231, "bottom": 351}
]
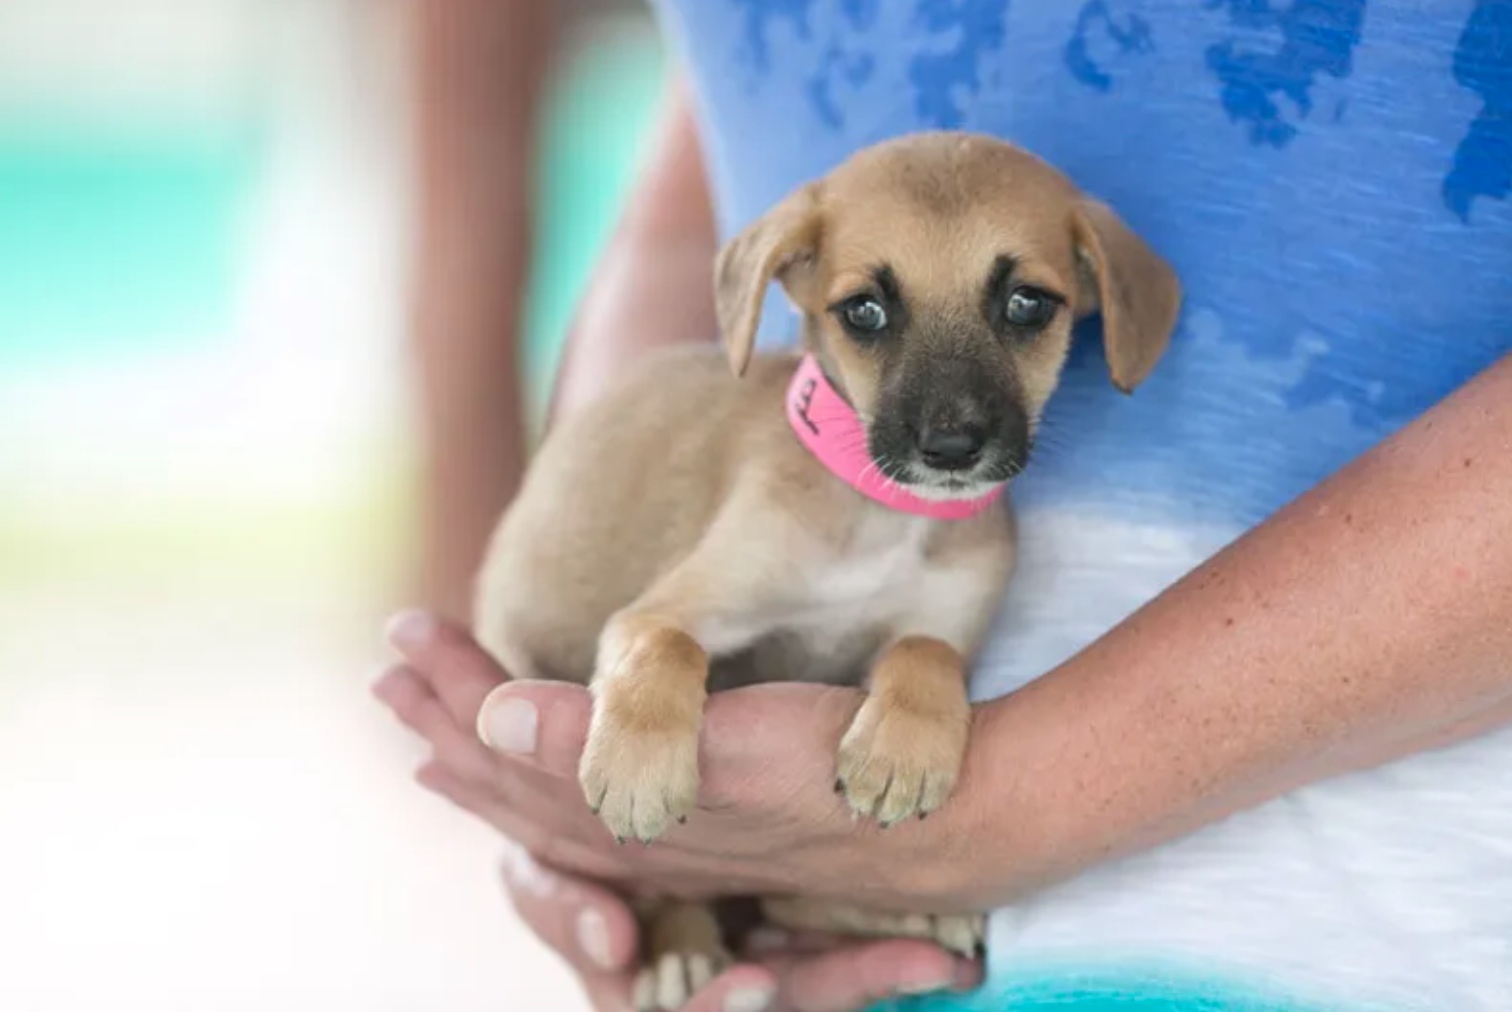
[{"left": 713, "top": 184, "right": 821, "bottom": 377}]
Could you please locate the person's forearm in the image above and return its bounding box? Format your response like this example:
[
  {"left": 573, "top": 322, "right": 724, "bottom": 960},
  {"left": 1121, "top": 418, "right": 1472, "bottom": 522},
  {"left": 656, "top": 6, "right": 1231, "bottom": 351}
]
[
  {"left": 960, "top": 352, "right": 1512, "bottom": 902},
  {"left": 409, "top": 0, "right": 556, "bottom": 622},
  {"left": 548, "top": 76, "right": 717, "bottom": 423}
]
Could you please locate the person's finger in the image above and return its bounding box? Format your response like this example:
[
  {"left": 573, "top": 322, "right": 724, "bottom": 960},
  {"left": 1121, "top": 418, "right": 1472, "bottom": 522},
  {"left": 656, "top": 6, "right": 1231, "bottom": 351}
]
[
  {"left": 502, "top": 848, "right": 786, "bottom": 1012},
  {"left": 679, "top": 966, "right": 780, "bottom": 1012},
  {"left": 386, "top": 609, "right": 505, "bottom": 728},
  {"left": 762, "top": 939, "right": 967, "bottom": 1012},
  {"left": 697, "top": 684, "right": 862, "bottom": 810},
  {"left": 413, "top": 761, "right": 513, "bottom": 826},
  {"left": 476, "top": 679, "right": 593, "bottom": 780},
  {"left": 949, "top": 957, "right": 985, "bottom": 993},
  {"left": 577, "top": 964, "right": 779, "bottom": 1012},
  {"left": 371, "top": 662, "right": 435, "bottom": 728},
  {"left": 502, "top": 845, "right": 642, "bottom": 976},
  {"left": 374, "top": 664, "right": 500, "bottom": 784},
  {"left": 416, "top": 763, "right": 627, "bottom": 881},
  {"left": 580, "top": 974, "right": 637, "bottom": 1012}
]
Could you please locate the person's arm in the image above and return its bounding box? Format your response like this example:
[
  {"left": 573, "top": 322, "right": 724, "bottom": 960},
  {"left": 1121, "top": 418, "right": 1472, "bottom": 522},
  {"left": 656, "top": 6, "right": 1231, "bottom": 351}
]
[
  {"left": 948, "top": 349, "right": 1512, "bottom": 902},
  {"left": 379, "top": 352, "right": 1512, "bottom": 916},
  {"left": 547, "top": 76, "right": 718, "bottom": 423},
  {"left": 409, "top": 0, "right": 557, "bottom": 623}
]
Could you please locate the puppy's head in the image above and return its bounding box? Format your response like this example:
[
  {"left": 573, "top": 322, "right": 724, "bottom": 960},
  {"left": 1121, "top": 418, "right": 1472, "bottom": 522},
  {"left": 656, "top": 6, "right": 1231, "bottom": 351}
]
[{"left": 715, "top": 132, "right": 1181, "bottom": 499}]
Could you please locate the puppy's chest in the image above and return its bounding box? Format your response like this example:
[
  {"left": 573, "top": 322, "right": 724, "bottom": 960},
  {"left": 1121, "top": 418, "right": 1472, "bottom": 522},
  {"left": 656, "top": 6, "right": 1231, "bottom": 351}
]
[
  {"left": 801, "top": 525, "right": 935, "bottom": 618},
  {"left": 720, "top": 517, "right": 949, "bottom": 688}
]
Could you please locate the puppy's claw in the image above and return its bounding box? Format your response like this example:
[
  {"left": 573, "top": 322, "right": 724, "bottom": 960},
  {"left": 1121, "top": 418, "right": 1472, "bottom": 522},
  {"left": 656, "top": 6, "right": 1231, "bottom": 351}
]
[
  {"left": 930, "top": 913, "right": 987, "bottom": 960},
  {"left": 586, "top": 783, "right": 608, "bottom": 818},
  {"left": 834, "top": 777, "right": 845, "bottom": 794},
  {"left": 675, "top": 814, "right": 687, "bottom": 825}
]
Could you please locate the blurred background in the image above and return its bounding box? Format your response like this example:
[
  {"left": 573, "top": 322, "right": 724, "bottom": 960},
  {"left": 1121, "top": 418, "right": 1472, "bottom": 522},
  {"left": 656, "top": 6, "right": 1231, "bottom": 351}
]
[{"left": 0, "top": 1, "right": 662, "bottom": 1008}]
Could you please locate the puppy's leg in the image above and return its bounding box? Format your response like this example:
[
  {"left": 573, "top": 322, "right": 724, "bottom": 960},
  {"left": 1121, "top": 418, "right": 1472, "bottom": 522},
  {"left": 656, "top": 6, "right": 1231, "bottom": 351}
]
[
  {"left": 582, "top": 613, "right": 708, "bottom": 843},
  {"left": 581, "top": 501, "right": 789, "bottom": 843},
  {"left": 631, "top": 897, "right": 732, "bottom": 1012},
  {"left": 760, "top": 895, "right": 984, "bottom": 961},
  {"left": 836, "top": 636, "right": 971, "bottom": 826}
]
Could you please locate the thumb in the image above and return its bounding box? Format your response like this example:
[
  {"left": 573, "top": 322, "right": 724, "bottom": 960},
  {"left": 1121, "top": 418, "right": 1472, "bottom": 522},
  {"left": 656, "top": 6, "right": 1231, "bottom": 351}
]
[
  {"left": 698, "top": 683, "right": 863, "bottom": 808},
  {"left": 478, "top": 679, "right": 865, "bottom": 807},
  {"left": 477, "top": 680, "right": 593, "bottom": 779}
]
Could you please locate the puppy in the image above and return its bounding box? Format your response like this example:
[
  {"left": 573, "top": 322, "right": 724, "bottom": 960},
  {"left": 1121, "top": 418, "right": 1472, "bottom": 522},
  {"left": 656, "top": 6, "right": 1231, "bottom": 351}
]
[{"left": 473, "top": 131, "right": 1180, "bottom": 1010}]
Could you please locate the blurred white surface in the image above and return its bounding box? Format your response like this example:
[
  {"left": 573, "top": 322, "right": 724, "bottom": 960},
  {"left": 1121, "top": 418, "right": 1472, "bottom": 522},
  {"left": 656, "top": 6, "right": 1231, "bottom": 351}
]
[
  {"left": 0, "top": 2, "right": 585, "bottom": 1008},
  {"left": 0, "top": 602, "right": 580, "bottom": 1011}
]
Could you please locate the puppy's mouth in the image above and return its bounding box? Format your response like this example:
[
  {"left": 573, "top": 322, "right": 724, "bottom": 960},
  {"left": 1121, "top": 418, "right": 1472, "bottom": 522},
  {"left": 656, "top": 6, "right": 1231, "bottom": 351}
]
[
  {"left": 894, "top": 456, "right": 1022, "bottom": 501},
  {"left": 865, "top": 445, "right": 1026, "bottom": 502}
]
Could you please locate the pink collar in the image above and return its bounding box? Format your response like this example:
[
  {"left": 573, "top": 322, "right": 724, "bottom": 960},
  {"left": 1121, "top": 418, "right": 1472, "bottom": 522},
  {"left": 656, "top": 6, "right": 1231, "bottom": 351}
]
[{"left": 785, "top": 354, "right": 1005, "bottom": 521}]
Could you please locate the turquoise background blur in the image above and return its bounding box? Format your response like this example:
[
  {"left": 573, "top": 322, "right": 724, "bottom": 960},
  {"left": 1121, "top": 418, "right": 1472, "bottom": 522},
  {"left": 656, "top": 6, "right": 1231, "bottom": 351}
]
[
  {"left": 0, "top": 5, "right": 662, "bottom": 1009},
  {"left": 0, "top": 24, "right": 661, "bottom": 395}
]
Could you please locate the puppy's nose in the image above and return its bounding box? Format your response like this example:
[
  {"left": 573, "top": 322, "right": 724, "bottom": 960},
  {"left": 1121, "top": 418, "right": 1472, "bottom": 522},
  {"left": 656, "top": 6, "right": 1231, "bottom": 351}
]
[{"left": 916, "top": 423, "right": 986, "bottom": 470}]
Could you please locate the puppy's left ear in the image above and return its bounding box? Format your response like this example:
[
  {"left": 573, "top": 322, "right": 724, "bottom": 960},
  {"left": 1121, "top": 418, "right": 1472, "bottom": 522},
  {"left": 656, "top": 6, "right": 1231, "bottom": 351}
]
[
  {"left": 1071, "top": 200, "right": 1182, "bottom": 393},
  {"left": 714, "top": 183, "right": 822, "bottom": 377}
]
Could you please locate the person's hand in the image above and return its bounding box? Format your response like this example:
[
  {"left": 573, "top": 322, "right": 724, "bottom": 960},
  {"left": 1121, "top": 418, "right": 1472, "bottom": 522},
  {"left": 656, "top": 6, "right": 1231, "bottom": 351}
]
[
  {"left": 375, "top": 611, "right": 993, "bottom": 912},
  {"left": 374, "top": 611, "right": 986, "bottom": 1010},
  {"left": 496, "top": 843, "right": 980, "bottom": 1012}
]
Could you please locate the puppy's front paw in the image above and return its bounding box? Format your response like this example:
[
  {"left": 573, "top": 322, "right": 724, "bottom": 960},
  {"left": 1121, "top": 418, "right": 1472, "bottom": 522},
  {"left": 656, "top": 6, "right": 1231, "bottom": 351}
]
[
  {"left": 835, "top": 693, "right": 968, "bottom": 826},
  {"left": 580, "top": 713, "right": 700, "bottom": 843},
  {"left": 580, "top": 625, "right": 708, "bottom": 843}
]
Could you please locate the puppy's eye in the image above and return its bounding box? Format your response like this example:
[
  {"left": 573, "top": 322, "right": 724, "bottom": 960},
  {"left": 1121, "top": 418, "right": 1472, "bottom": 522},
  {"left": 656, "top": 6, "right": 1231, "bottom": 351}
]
[
  {"left": 1005, "top": 287, "right": 1056, "bottom": 330},
  {"left": 839, "top": 296, "right": 888, "bottom": 336}
]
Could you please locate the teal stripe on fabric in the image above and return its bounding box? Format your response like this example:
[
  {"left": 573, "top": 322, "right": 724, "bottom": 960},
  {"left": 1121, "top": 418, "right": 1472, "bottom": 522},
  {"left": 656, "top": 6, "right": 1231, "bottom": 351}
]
[{"left": 865, "top": 963, "right": 1362, "bottom": 1012}]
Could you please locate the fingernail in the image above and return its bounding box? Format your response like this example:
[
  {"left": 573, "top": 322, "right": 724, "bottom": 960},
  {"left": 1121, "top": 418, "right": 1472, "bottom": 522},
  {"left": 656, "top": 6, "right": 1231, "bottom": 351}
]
[
  {"left": 385, "top": 609, "right": 436, "bottom": 650},
  {"left": 576, "top": 908, "right": 614, "bottom": 970},
  {"left": 723, "top": 986, "right": 776, "bottom": 1012},
  {"left": 478, "top": 691, "right": 538, "bottom": 754}
]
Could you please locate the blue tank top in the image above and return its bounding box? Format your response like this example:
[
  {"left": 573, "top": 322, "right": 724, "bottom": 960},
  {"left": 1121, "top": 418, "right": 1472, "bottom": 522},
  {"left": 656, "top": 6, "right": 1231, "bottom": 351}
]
[{"left": 648, "top": 2, "right": 1512, "bottom": 1009}]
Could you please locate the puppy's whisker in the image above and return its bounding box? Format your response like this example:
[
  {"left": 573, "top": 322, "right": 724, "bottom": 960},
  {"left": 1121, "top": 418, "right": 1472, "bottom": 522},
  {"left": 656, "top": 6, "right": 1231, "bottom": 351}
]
[{"left": 859, "top": 457, "right": 902, "bottom": 492}]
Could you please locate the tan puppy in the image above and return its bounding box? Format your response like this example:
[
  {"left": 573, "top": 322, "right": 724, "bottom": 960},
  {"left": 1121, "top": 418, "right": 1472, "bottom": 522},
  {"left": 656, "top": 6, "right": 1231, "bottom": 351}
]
[{"left": 474, "top": 131, "right": 1180, "bottom": 1011}]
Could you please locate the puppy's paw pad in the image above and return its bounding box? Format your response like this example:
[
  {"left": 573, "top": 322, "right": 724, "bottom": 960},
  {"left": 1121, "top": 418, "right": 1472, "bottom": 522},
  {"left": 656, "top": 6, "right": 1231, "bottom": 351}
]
[
  {"left": 835, "top": 700, "right": 966, "bottom": 825},
  {"left": 633, "top": 947, "right": 731, "bottom": 1012},
  {"left": 580, "top": 721, "right": 700, "bottom": 843}
]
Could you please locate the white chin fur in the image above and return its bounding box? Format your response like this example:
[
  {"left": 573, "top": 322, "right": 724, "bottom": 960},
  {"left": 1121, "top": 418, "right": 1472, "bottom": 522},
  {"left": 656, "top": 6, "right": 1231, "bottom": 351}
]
[{"left": 899, "top": 467, "right": 1004, "bottom": 502}]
